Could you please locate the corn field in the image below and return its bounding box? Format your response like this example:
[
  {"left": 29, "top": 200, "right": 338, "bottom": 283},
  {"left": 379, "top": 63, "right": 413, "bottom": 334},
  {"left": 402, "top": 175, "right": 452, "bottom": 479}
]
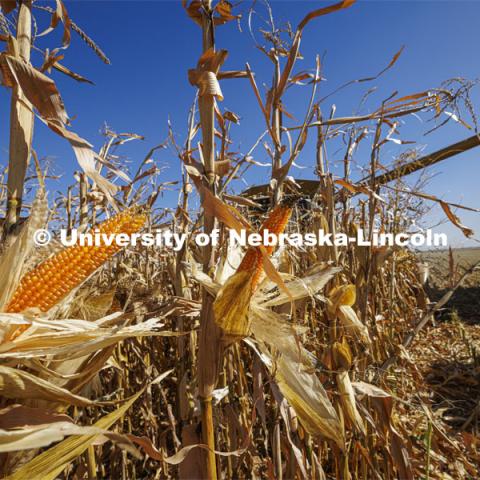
[{"left": 0, "top": 1, "right": 479, "bottom": 479}]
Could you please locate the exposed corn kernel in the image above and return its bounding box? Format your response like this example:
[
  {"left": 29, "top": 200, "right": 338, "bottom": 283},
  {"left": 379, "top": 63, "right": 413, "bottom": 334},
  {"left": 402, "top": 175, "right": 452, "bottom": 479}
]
[
  {"left": 236, "top": 201, "right": 293, "bottom": 292},
  {"left": 6, "top": 208, "right": 146, "bottom": 314}
]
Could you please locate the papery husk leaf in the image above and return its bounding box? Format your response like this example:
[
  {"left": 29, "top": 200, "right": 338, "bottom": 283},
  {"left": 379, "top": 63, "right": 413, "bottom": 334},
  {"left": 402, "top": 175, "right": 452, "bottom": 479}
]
[
  {"left": 337, "top": 305, "right": 371, "bottom": 345},
  {"left": 0, "top": 188, "right": 48, "bottom": 311},
  {"left": 336, "top": 371, "right": 366, "bottom": 435},
  {"left": 260, "top": 266, "right": 342, "bottom": 307},
  {"left": 68, "top": 290, "right": 116, "bottom": 321},
  {"left": 250, "top": 305, "right": 308, "bottom": 361},
  {"left": 328, "top": 284, "right": 356, "bottom": 313},
  {"left": 214, "top": 271, "right": 253, "bottom": 339},
  {"left": 275, "top": 355, "right": 344, "bottom": 450},
  {"left": 332, "top": 338, "right": 352, "bottom": 370},
  {"left": 0, "top": 317, "right": 179, "bottom": 360},
  {"left": 214, "top": 242, "right": 243, "bottom": 284},
  {"left": 250, "top": 307, "right": 344, "bottom": 449}
]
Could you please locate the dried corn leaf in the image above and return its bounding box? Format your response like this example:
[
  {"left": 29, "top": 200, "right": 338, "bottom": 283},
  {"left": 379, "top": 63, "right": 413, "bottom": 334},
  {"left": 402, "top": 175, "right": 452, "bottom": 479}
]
[
  {"left": 0, "top": 317, "right": 180, "bottom": 360},
  {"left": 213, "top": 0, "right": 239, "bottom": 25},
  {"left": 0, "top": 422, "right": 108, "bottom": 453},
  {"left": 0, "top": 366, "right": 95, "bottom": 406},
  {"left": 52, "top": 61, "right": 93, "bottom": 84},
  {"left": 0, "top": 1, "right": 16, "bottom": 14},
  {"left": 1, "top": 54, "right": 68, "bottom": 123},
  {"left": 0, "top": 55, "right": 119, "bottom": 202},
  {"left": 298, "top": 0, "right": 355, "bottom": 31},
  {"left": 37, "top": 0, "right": 71, "bottom": 49},
  {"left": 335, "top": 179, "right": 385, "bottom": 202},
  {"left": 6, "top": 371, "right": 172, "bottom": 480},
  {"left": 440, "top": 200, "right": 474, "bottom": 238},
  {"left": 0, "top": 405, "right": 71, "bottom": 430},
  {"left": 352, "top": 382, "right": 414, "bottom": 479},
  {"left": 45, "top": 121, "right": 119, "bottom": 206}
]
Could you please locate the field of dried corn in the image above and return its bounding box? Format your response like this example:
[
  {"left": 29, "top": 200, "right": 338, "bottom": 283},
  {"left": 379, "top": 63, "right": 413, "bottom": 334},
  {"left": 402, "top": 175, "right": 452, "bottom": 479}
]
[{"left": 0, "top": 1, "right": 479, "bottom": 479}]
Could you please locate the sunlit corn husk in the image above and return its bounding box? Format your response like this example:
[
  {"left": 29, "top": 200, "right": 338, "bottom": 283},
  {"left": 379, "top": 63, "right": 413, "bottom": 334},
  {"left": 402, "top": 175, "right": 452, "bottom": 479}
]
[
  {"left": 250, "top": 306, "right": 344, "bottom": 450},
  {"left": 332, "top": 338, "right": 353, "bottom": 371},
  {"left": 337, "top": 306, "right": 371, "bottom": 346},
  {"left": 259, "top": 266, "right": 342, "bottom": 308},
  {"left": 213, "top": 270, "right": 253, "bottom": 339},
  {"left": 328, "top": 284, "right": 371, "bottom": 345},
  {"left": 328, "top": 284, "right": 356, "bottom": 314},
  {"left": 0, "top": 188, "right": 48, "bottom": 311},
  {"left": 275, "top": 355, "right": 345, "bottom": 450},
  {"left": 250, "top": 306, "right": 309, "bottom": 362},
  {"left": 336, "top": 370, "right": 366, "bottom": 436},
  {"left": 0, "top": 314, "right": 178, "bottom": 360},
  {"left": 5, "top": 208, "right": 146, "bottom": 315},
  {"left": 214, "top": 201, "right": 293, "bottom": 340}
]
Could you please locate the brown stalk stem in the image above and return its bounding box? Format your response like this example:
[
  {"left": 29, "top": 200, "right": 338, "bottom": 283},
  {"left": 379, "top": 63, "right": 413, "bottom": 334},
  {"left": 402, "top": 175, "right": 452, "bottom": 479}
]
[
  {"left": 197, "top": 1, "right": 219, "bottom": 478},
  {"left": 200, "top": 396, "right": 216, "bottom": 478},
  {"left": 4, "top": 0, "right": 34, "bottom": 240},
  {"left": 87, "top": 445, "right": 97, "bottom": 479},
  {"left": 272, "top": 58, "right": 282, "bottom": 206}
]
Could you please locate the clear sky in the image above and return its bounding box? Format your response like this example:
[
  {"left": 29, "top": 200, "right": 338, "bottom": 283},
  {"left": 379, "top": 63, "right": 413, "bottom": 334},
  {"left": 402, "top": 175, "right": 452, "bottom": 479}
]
[{"left": 1, "top": 0, "right": 479, "bottom": 247}]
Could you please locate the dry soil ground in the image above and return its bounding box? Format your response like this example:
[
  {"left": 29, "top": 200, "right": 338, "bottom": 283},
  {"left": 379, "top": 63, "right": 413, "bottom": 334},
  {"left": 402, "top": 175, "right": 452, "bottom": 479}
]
[{"left": 407, "top": 248, "right": 480, "bottom": 474}]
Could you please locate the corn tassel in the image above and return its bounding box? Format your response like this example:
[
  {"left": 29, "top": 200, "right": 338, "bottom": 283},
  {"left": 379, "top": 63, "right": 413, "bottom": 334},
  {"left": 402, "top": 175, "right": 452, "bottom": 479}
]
[
  {"left": 6, "top": 208, "right": 146, "bottom": 314},
  {"left": 214, "top": 199, "right": 294, "bottom": 340}
]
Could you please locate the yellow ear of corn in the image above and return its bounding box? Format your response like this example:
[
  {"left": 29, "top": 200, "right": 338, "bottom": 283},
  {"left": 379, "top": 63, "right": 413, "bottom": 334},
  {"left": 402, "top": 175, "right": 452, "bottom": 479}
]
[
  {"left": 6, "top": 208, "right": 146, "bottom": 314},
  {"left": 214, "top": 201, "right": 293, "bottom": 340},
  {"left": 236, "top": 202, "right": 293, "bottom": 292},
  {"left": 328, "top": 284, "right": 356, "bottom": 314}
]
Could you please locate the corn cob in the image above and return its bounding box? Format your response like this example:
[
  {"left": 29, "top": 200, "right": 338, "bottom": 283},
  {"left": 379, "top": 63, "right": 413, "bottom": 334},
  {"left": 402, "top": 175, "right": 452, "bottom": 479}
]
[
  {"left": 236, "top": 201, "right": 293, "bottom": 293},
  {"left": 214, "top": 198, "right": 294, "bottom": 341},
  {"left": 6, "top": 208, "right": 146, "bottom": 314}
]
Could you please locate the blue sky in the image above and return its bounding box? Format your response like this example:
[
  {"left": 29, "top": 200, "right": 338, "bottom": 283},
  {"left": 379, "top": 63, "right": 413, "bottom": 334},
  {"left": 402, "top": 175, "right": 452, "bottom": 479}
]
[{"left": 1, "top": 0, "right": 479, "bottom": 247}]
